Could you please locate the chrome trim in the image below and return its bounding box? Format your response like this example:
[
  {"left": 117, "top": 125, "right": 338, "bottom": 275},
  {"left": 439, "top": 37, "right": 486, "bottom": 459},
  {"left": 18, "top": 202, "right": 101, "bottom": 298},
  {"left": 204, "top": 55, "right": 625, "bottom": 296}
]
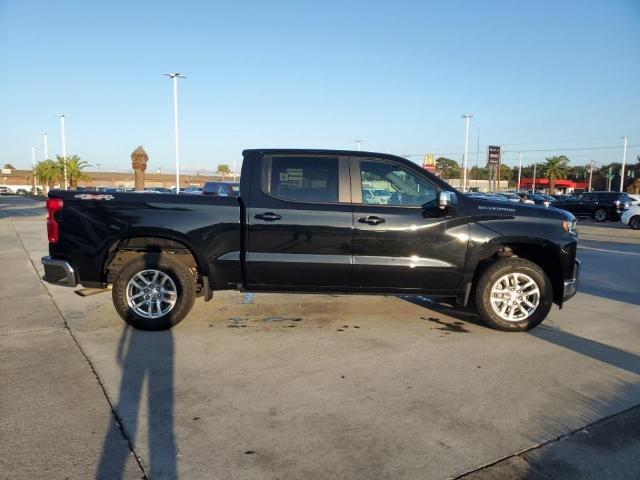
[
  {"left": 41, "top": 256, "right": 77, "bottom": 287},
  {"left": 247, "top": 253, "right": 350, "bottom": 264},
  {"left": 563, "top": 259, "right": 580, "bottom": 301},
  {"left": 353, "top": 255, "right": 452, "bottom": 268}
]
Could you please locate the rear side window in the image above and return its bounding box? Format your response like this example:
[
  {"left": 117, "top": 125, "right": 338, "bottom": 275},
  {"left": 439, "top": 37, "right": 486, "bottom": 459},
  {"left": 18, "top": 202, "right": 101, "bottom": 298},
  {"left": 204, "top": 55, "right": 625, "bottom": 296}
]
[{"left": 269, "top": 156, "right": 339, "bottom": 203}]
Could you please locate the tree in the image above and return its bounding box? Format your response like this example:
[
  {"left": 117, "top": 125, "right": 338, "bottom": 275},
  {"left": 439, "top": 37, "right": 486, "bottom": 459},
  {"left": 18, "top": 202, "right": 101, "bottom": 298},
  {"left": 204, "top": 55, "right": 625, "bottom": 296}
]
[
  {"left": 3, "top": 163, "right": 16, "bottom": 170},
  {"left": 57, "top": 155, "right": 90, "bottom": 190},
  {"left": 436, "top": 157, "right": 460, "bottom": 180},
  {"left": 542, "top": 155, "right": 570, "bottom": 194},
  {"left": 35, "top": 159, "right": 59, "bottom": 193},
  {"left": 131, "top": 146, "right": 149, "bottom": 191},
  {"left": 217, "top": 164, "right": 231, "bottom": 178}
]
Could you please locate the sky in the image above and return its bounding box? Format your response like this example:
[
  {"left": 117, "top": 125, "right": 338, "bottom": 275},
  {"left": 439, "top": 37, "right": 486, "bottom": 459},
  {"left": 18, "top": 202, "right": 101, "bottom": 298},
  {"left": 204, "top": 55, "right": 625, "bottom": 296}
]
[{"left": 1, "top": 0, "right": 639, "bottom": 173}]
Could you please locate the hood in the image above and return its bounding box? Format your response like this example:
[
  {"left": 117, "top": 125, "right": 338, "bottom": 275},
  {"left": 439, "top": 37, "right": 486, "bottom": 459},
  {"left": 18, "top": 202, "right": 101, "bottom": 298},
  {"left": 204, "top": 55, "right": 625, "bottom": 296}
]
[{"left": 464, "top": 196, "right": 575, "bottom": 222}]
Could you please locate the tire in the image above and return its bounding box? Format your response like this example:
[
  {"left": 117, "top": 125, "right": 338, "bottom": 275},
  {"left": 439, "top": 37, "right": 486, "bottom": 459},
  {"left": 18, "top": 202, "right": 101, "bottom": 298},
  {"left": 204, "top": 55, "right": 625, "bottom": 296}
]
[
  {"left": 593, "top": 208, "right": 607, "bottom": 222},
  {"left": 629, "top": 216, "right": 640, "bottom": 230},
  {"left": 112, "top": 253, "right": 196, "bottom": 330},
  {"left": 475, "top": 257, "right": 553, "bottom": 332}
]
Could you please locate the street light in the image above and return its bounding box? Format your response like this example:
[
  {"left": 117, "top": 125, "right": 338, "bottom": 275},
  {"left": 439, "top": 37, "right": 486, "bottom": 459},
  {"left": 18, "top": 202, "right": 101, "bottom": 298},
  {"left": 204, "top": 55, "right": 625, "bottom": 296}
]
[
  {"left": 43, "top": 132, "right": 49, "bottom": 160},
  {"left": 620, "top": 136, "right": 628, "bottom": 192},
  {"left": 355, "top": 140, "right": 362, "bottom": 151},
  {"left": 164, "top": 73, "right": 186, "bottom": 194},
  {"left": 517, "top": 152, "right": 523, "bottom": 193},
  {"left": 57, "top": 114, "right": 68, "bottom": 189},
  {"left": 31, "top": 145, "right": 37, "bottom": 193},
  {"left": 461, "top": 114, "right": 473, "bottom": 192}
]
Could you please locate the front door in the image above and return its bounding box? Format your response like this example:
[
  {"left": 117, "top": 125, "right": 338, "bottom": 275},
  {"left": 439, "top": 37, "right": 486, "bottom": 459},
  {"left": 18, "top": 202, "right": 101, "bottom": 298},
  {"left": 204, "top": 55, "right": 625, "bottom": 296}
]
[
  {"left": 351, "top": 157, "right": 468, "bottom": 293},
  {"left": 245, "top": 153, "right": 353, "bottom": 288}
]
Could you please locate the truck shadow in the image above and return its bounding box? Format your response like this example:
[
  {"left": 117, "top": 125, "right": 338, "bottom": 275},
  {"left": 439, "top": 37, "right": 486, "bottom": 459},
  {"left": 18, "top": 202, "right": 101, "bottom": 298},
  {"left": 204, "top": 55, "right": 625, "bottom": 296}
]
[{"left": 95, "top": 326, "right": 177, "bottom": 479}]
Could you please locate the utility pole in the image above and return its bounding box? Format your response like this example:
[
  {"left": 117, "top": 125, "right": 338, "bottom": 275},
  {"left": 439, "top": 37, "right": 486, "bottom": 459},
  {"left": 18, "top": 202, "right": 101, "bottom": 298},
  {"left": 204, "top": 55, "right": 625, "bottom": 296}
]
[
  {"left": 588, "top": 160, "right": 594, "bottom": 192},
  {"left": 607, "top": 166, "right": 612, "bottom": 191},
  {"left": 43, "top": 132, "right": 49, "bottom": 160},
  {"left": 532, "top": 163, "right": 537, "bottom": 193},
  {"left": 164, "top": 73, "right": 186, "bottom": 194},
  {"left": 57, "top": 114, "right": 68, "bottom": 189},
  {"left": 31, "top": 145, "right": 37, "bottom": 194},
  {"left": 475, "top": 134, "right": 480, "bottom": 190},
  {"left": 620, "top": 136, "right": 628, "bottom": 192},
  {"left": 461, "top": 114, "right": 473, "bottom": 192},
  {"left": 517, "top": 152, "right": 523, "bottom": 193}
]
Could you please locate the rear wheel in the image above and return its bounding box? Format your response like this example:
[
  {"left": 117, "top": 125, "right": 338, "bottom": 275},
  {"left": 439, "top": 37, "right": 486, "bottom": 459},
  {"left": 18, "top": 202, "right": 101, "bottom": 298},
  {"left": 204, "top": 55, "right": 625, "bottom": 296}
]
[
  {"left": 475, "top": 257, "right": 553, "bottom": 332},
  {"left": 112, "top": 253, "right": 196, "bottom": 330},
  {"left": 629, "top": 216, "right": 640, "bottom": 230},
  {"left": 594, "top": 208, "right": 607, "bottom": 222}
]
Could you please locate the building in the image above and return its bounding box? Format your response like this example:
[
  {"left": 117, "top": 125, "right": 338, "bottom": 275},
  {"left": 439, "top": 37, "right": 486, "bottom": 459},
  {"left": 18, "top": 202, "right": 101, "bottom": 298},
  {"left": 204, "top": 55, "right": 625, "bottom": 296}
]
[{"left": 518, "top": 178, "right": 589, "bottom": 194}]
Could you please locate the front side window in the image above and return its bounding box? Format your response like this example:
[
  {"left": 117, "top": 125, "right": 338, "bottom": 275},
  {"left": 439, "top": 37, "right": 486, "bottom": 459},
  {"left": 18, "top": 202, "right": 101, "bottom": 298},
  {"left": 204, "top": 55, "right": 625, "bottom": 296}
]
[
  {"left": 359, "top": 160, "right": 437, "bottom": 207},
  {"left": 269, "top": 156, "right": 339, "bottom": 203}
]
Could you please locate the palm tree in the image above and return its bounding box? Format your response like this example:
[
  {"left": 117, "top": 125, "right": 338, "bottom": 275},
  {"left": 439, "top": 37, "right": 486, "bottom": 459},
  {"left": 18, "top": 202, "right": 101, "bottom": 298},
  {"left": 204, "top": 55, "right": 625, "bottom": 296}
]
[
  {"left": 543, "top": 155, "right": 570, "bottom": 194},
  {"left": 131, "top": 146, "right": 149, "bottom": 191},
  {"left": 35, "top": 159, "right": 59, "bottom": 194},
  {"left": 57, "top": 155, "right": 90, "bottom": 190},
  {"left": 217, "top": 164, "right": 231, "bottom": 178}
]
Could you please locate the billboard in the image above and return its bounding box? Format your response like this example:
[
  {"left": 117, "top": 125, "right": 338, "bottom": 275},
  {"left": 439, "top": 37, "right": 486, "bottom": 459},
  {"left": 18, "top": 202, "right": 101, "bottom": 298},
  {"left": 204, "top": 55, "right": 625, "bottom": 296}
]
[{"left": 423, "top": 154, "right": 436, "bottom": 172}]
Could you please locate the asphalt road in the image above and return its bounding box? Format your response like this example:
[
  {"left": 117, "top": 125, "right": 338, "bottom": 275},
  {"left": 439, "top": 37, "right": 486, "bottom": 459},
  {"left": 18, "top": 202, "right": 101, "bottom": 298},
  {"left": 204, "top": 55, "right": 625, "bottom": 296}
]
[{"left": 1, "top": 196, "right": 639, "bottom": 480}]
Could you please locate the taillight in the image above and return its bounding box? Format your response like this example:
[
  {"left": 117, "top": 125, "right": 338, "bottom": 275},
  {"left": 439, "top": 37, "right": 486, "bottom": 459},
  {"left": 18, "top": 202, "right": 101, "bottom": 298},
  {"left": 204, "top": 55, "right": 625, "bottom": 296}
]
[{"left": 46, "top": 198, "right": 64, "bottom": 243}]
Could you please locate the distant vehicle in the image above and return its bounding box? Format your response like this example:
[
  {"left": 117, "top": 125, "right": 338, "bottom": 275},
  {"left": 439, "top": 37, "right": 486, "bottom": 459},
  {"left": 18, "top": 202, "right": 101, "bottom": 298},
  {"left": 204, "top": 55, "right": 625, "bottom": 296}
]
[
  {"left": 363, "top": 188, "right": 391, "bottom": 204},
  {"left": 203, "top": 182, "right": 238, "bottom": 197},
  {"left": 16, "top": 188, "right": 29, "bottom": 195},
  {"left": 621, "top": 205, "right": 640, "bottom": 230},
  {"left": 495, "top": 192, "right": 521, "bottom": 203},
  {"left": 517, "top": 193, "right": 535, "bottom": 204},
  {"left": 183, "top": 187, "right": 203, "bottom": 195},
  {"left": 520, "top": 193, "right": 553, "bottom": 207},
  {"left": 553, "top": 191, "right": 631, "bottom": 222},
  {"left": 0, "top": 186, "right": 13, "bottom": 195},
  {"left": 627, "top": 193, "right": 640, "bottom": 206}
]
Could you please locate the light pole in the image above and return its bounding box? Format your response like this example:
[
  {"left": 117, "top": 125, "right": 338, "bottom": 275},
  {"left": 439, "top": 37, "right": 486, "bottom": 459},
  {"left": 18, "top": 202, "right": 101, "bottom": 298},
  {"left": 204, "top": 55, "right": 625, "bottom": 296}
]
[
  {"left": 620, "top": 136, "right": 628, "bottom": 192},
  {"left": 355, "top": 140, "right": 362, "bottom": 151},
  {"left": 57, "top": 114, "right": 68, "bottom": 189},
  {"left": 43, "top": 132, "right": 49, "bottom": 160},
  {"left": 588, "top": 160, "right": 594, "bottom": 192},
  {"left": 462, "top": 114, "right": 473, "bottom": 192},
  {"left": 31, "top": 145, "right": 37, "bottom": 193},
  {"left": 517, "top": 152, "right": 523, "bottom": 193},
  {"left": 532, "top": 163, "right": 537, "bottom": 193},
  {"left": 164, "top": 73, "right": 186, "bottom": 194}
]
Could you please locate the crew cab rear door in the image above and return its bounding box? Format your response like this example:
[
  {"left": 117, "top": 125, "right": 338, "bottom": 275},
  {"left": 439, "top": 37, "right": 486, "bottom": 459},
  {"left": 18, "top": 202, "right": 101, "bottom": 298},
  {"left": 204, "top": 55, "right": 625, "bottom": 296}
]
[
  {"left": 245, "top": 152, "right": 353, "bottom": 288},
  {"left": 350, "top": 156, "right": 468, "bottom": 293}
]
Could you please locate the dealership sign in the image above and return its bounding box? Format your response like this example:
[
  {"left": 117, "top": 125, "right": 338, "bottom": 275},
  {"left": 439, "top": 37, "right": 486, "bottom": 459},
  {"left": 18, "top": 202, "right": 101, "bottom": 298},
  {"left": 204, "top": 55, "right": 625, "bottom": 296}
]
[{"left": 487, "top": 146, "right": 501, "bottom": 165}]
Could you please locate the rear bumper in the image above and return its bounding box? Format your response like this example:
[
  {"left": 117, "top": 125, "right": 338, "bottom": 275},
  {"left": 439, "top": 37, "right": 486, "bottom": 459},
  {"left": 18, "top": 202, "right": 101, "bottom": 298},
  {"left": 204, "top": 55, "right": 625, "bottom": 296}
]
[
  {"left": 563, "top": 259, "right": 580, "bottom": 302},
  {"left": 41, "top": 256, "right": 77, "bottom": 287}
]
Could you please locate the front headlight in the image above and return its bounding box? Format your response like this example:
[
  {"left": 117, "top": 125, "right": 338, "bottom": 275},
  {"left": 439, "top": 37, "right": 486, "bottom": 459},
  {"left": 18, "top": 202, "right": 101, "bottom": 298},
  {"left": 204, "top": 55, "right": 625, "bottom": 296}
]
[{"left": 562, "top": 219, "right": 577, "bottom": 235}]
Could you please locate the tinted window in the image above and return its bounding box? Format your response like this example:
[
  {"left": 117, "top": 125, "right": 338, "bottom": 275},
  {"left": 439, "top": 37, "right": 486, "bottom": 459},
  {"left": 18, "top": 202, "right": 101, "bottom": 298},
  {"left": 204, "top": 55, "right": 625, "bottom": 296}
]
[
  {"left": 360, "top": 160, "right": 437, "bottom": 207},
  {"left": 269, "top": 156, "right": 339, "bottom": 203}
]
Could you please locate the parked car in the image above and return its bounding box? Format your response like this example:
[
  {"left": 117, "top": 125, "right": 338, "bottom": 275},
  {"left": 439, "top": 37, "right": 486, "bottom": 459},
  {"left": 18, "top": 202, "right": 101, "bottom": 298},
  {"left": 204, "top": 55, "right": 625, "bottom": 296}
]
[
  {"left": 16, "top": 188, "right": 29, "bottom": 195},
  {"left": 495, "top": 192, "right": 522, "bottom": 203},
  {"left": 621, "top": 205, "right": 640, "bottom": 230},
  {"left": 553, "top": 191, "right": 631, "bottom": 222},
  {"left": 627, "top": 193, "right": 640, "bottom": 206},
  {"left": 0, "top": 186, "right": 13, "bottom": 195},
  {"left": 203, "top": 181, "right": 239, "bottom": 197},
  {"left": 42, "top": 148, "right": 580, "bottom": 333}
]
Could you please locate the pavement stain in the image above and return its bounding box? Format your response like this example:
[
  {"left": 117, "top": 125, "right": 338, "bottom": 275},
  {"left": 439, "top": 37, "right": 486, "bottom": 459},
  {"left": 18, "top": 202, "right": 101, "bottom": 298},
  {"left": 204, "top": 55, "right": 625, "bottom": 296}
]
[{"left": 422, "top": 316, "right": 469, "bottom": 333}]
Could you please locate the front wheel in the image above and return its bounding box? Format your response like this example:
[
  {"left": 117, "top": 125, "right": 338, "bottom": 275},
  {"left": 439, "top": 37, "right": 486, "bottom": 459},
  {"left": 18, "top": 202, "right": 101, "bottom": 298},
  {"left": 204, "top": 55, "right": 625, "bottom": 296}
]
[
  {"left": 629, "top": 216, "right": 640, "bottom": 230},
  {"left": 594, "top": 208, "right": 607, "bottom": 222},
  {"left": 475, "top": 257, "right": 553, "bottom": 332},
  {"left": 112, "top": 253, "right": 196, "bottom": 330}
]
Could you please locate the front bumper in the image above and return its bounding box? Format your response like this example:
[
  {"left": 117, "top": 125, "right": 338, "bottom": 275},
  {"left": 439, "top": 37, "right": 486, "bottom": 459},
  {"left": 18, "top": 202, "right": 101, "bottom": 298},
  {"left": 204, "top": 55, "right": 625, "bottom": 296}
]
[
  {"left": 41, "top": 256, "right": 77, "bottom": 287},
  {"left": 563, "top": 259, "right": 580, "bottom": 302}
]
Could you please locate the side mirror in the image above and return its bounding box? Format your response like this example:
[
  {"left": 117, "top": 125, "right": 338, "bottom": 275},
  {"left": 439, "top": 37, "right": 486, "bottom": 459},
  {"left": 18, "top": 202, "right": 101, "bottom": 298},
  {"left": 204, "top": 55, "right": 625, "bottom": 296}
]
[{"left": 438, "top": 191, "right": 457, "bottom": 210}]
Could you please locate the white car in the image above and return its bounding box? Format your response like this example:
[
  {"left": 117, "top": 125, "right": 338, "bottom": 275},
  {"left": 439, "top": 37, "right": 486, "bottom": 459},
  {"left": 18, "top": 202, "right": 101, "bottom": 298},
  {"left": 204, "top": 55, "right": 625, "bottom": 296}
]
[
  {"left": 627, "top": 193, "right": 640, "bottom": 206},
  {"left": 621, "top": 204, "right": 640, "bottom": 230}
]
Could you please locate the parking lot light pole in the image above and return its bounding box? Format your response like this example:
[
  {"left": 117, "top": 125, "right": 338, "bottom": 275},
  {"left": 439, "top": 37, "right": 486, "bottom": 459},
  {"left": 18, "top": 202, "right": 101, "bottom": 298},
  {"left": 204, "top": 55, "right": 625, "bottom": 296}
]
[
  {"left": 164, "top": 73, "right": 186, "bottom": 194},
  {"left": 355, "top": 140, "right": 362, "bottom": 151},
  {"left": 588, "top": 160, "right": 594, "bottom": 192},
  {"left": 57, "top": 114, "right": 68, "bottom": 190},
  {"left": 31, "top": 145, "right": 37, "bottom": 193},
  {"left": 517, "top": 152, "right": 523, "bottom": 193},
  {"left": 43, "top": 132, "right": 48, "bottom": 160},
  {"left": 462, "top": 114, "right": 473, "bottom": 192},
  {"left": 620, "top": 136, "right": 628, "bottom": 192},
  {"left": 532, "top": 163, "right": 537, "bottom": 193}
]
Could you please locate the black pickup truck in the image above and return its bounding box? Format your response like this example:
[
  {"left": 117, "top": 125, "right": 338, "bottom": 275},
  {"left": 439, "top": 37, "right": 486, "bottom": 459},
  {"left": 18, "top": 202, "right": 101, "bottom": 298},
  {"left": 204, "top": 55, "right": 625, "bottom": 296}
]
[{"left": 42, "top": 149, "right": 580, "bottom": 332}]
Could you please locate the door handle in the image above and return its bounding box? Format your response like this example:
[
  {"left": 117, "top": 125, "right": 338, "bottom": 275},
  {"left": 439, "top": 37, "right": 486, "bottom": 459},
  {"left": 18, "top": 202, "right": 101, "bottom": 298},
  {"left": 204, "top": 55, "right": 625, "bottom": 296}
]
[
  {"left": 254, "top": 212, "right": 282, "bottom": 222},
  {"left": 358, "top": 215, "right": 385, "bottom": 225}
]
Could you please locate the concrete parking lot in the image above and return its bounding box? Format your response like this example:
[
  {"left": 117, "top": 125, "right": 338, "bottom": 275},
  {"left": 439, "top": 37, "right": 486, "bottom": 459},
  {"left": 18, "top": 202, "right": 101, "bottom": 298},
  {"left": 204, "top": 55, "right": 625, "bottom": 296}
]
[{"left": 2, "top": 195, "right": 640, "bottom": 479}]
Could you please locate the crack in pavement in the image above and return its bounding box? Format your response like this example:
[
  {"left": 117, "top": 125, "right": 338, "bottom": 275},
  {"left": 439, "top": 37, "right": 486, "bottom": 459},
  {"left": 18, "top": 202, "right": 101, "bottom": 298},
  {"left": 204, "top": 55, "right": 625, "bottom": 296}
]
[{"left": 11, "top": 219, "right": 149, "bottom": 480}]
